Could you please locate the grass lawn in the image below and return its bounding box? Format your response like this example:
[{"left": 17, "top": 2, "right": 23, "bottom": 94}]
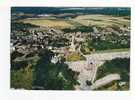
[{"left": 95, "top": 48, "right": 129, "bottom": 54}]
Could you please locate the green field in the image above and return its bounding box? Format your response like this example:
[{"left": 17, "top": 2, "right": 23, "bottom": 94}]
[
  {"left": 73, "top": 14, "right": 130, "bottom": 27},
  {"left": 20, "top": 14, "right": 130, "bottom": 29},
  {"left": 95, "top": 48, "right": 129, "bottom": 54},
  {"left": 21, "top": 18, "right": 73, "bottom": 29}
]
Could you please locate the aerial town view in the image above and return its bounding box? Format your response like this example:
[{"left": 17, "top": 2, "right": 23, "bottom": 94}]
[{"left": 11, "top": 7, "right": 130, "bottom": 90}]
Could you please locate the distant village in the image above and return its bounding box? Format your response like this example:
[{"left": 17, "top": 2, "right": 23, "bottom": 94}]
[{"left": 11, "top": 23, "right": 130, "bottom": 64}]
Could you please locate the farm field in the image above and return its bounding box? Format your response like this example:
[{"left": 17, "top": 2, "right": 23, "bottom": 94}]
[
  {"left": 21, "top": 18, "right": 73, "bottom": 29},
  {"left": 20, "top": 14, "right": 130, "bottom": 29},
  {"left": 73, "top": 14, "right": 130, "bottom": 27}
]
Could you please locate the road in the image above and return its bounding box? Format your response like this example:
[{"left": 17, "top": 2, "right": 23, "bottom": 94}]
[
  {"left": 90, "top": 74, "right": 121, "bottom": 90},
  {"left": 66, "top": 51, "right": 130, "bottom": 90}
]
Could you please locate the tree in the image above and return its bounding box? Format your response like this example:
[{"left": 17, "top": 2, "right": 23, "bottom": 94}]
[
  {"left": 96, "top": 58, "right": 130, "bottom": 90},
  {"left": 11, "top": 65, "right": 33, "bottom": 89},
  {"left": 32, "top": 49, "right": 79, "bottom": 90}
]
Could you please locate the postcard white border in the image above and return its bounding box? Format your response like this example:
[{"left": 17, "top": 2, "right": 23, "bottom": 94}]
[{"left": 0, "top": 0, "right": 135, "bottom": 100}]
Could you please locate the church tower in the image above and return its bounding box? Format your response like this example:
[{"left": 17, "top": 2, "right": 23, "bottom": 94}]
[{"left": 69, "top": 35, "right": 76, "bottom": 52}]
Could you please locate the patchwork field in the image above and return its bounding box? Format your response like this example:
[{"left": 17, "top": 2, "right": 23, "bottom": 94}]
[
  {"left": 20, "top": 14, "right": 130, "bottom": 29},
  {"left": 21, "top": 18, "right": 73, "bottom": 29},
  {"left": 73, "top": 14, "right": 130, "bottom": 27}
]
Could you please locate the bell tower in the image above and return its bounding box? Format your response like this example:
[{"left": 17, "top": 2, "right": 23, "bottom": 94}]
[{"left": 69, "top": 34, "right": 76, "bottom": 52}]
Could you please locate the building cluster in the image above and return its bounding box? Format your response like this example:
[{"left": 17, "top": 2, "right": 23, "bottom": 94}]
[{"left": 11, "top": 24, "right": 130, "bottom": 63}]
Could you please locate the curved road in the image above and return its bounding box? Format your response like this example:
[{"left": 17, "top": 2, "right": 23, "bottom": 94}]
[{"left": 66, "top": 51, "right": 130, "bottom": 90}]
